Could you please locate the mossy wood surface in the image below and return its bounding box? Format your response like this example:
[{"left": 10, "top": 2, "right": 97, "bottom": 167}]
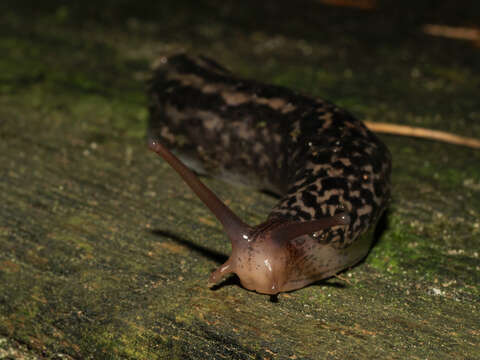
[{"left": 0, "top": 1, "right": 479, "bottom": 359}]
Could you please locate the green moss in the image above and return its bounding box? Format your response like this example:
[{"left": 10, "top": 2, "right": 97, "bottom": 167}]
[{"left": 0, "top": 0, "right": 479, "bottom": 358}]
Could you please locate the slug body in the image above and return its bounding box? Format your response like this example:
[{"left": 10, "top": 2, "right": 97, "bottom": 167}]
[{"left": 148, "top": 55, "right": 392, "bottom": 295}]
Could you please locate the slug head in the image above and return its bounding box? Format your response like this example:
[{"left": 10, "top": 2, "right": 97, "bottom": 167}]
[
  {"left": 207, "top": 223, "right": 285, "bottom": 294},
  {"left": 149, "top": 140, "right": 350, "bottom": 295},
  {"left": 208, "top": 213, "right": 350, "bottom": 294}
]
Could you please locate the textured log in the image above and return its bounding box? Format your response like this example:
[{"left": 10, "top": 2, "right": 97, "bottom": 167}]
[{"left": 0, "top": 1, "right": 479, "bottom": 359}]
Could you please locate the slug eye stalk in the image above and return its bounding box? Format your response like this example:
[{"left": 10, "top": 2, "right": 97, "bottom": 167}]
[
  {"left": 148, "top": 139, "right": 250, "bottom": 247},
  {"left": 270, "top": 213, "right": 350, "bottom": 244}
]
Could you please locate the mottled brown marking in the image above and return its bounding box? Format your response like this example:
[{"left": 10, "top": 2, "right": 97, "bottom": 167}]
[{"left": 147, "top": 54, "right": 391, "bottom": 294}]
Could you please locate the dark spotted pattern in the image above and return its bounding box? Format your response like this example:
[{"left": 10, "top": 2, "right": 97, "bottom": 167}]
[{"left": 148, "top": 55, "right": 391, "bottom": 249}]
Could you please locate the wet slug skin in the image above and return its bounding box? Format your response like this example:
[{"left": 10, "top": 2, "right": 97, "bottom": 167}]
[{"left": 147, "top": 55, "right": 392, "bottom": 295}]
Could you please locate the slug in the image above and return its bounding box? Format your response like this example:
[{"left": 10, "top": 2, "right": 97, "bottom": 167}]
[{"left": 147, "top": 54, "right": 392, "bottom": 295}]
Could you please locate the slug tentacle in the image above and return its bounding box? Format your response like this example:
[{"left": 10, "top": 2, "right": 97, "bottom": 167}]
[
  {"left": 270, "top": 212, "right": 351, "bottom": 245},
  {"left": 208, "top": 258, "right": 234, "bottom": 286},
  {"left": 148, "top": 139, "right": 250, "bottom": 247},
  {"left": 148, "top": 54, "right": 392, "bottom": 295}
]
